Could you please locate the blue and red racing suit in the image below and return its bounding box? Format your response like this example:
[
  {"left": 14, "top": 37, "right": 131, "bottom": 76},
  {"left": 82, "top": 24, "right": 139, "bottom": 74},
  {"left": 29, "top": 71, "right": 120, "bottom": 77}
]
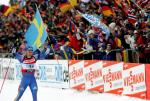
[{"left": 15, "top": 56, "right": 38, "bottom": 101}]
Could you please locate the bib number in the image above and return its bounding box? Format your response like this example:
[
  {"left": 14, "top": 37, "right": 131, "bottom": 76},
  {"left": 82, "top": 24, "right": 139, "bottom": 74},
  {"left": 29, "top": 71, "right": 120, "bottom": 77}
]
[{"left": 22, "top": 64, "right": 35, "bottom": 69}]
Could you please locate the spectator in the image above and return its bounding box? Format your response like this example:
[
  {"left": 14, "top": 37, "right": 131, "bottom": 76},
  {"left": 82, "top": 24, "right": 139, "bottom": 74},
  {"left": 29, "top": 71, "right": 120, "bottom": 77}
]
[
  {"left": 102, "top": 44, "right": 116, "bottom": 61},
  {"left": 60, "top": 38, "right": 75, "bottom": 59},
  {"left": 0, "top": 0, "right": 150, "bottom": 63}
]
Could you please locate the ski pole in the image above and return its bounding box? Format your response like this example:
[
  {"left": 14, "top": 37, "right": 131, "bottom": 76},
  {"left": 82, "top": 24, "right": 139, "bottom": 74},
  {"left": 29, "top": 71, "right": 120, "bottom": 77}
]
[{"left": 0, "top": 58, "right": 12, "bottom": 94}]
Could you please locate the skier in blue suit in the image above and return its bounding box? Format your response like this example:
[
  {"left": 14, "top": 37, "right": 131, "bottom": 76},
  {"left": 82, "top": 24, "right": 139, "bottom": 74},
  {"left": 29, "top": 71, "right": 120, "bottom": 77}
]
[{"left": 14, "top": 47, "right": 38, "bottom": 101}]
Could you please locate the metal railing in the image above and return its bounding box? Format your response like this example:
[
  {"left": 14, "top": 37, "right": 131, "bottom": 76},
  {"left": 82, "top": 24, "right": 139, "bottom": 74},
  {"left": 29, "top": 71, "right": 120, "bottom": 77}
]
[
  {"left": 74, "top": 49, "right": 150, "bottom": 63},
  {"left": 0, "top": 53, "right": 14, "bottom": 58},
  {"left": 0, "top": 49, "right": 150, "bottom": 63}
]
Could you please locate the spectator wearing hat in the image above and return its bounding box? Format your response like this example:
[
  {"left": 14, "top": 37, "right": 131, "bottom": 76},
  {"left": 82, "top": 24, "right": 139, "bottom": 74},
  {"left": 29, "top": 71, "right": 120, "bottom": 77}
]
[
  {"left": 134, "top": 30, "right": 145, "bottom": 63},
  {"left": 60, "top": 38, "right": 85, "bottom": 59},
  {"left": 144, "top": 39, "right": 150, "bottom": 63},
  {"left": 60, "top": 38, "right": 75, "bottom": 59},
  {"left": 40, "top": 42, "right": 55, "bottom": 59},
  {"left": 125, "top": 30, "right": 136, "bottom": 50},
  {"left": 17, "top": 40, "right": 27, "bottom": 55},
  {"left": 102, "top": 44, "right": 116, "bottom": 61}
]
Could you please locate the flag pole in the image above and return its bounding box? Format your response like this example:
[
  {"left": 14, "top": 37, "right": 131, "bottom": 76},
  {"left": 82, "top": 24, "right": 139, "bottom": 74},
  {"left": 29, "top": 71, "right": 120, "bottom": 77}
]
[
  {"left": 130, "top": 0, "right": 145, "bottom": 14},
  {"left": 35, "top": 2, "right": 59, "bottom": 60},
  {"left": 35, "top": 3, "right": 67, "bottom": 83},
  {"left": 46, "top": 2, "right": 64, "bottom": 76}
]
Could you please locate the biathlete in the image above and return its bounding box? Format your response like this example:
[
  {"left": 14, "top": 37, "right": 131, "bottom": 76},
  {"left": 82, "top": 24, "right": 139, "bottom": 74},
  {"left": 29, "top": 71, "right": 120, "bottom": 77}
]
[{"left": 14, "top": 47, "right": 38, "bottom": 101}]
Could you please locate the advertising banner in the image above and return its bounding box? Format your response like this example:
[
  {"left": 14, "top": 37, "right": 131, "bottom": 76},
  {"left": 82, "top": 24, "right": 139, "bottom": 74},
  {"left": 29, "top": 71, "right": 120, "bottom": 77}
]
[
  {"left": 0, "top": 59, "right": 69, "bottom": 88},
  {"left": 1, "top": 58, "right": 150, "bottom": 100},
  {"left": 146, "top": 64, "right": 150, "bottom": 100},
  {"left": 84, "top": 60, "right": 103, "bottom": 92},
  {"left": 36, "top": 60, "right": 69, "bottom": 88},
  {"left": 0, "top": 58, "right": 18, "bottom": 80},
  {"left": 103, "top": 61, "right": 123, "bottom": 94},
  {"left": 15, "top": 60, "right": 22, "bottom": 80},
  {"left": 122, "top": 63, "right": 146, "bottom": 99},
  {"left": 69, "top": 60, "right": 85, "bottom": 90}
]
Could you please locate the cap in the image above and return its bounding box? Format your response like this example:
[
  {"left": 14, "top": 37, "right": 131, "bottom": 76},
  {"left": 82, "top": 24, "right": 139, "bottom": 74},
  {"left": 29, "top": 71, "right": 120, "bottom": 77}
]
[
  {"left": 109, "top": 22, "right": 116, "bottom": 29},
  {"left": 26, "top": 46, "right": 33, "bottom": 51}
]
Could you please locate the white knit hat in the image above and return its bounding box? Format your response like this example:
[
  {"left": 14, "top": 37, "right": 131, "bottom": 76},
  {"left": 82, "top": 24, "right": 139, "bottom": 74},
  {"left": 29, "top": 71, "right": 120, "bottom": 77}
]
[
  {"left": 109, "top": 22, "right": 116, "bottom": 29},
  {"left": 87, "top": 30, "right": 94, "bottom": 35}
]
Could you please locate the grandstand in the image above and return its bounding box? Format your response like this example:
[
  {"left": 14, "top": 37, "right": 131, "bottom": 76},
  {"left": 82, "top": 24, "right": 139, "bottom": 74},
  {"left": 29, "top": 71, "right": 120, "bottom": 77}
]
[{"left": 0, "top": 0, "right": 150, "bottom": 63}]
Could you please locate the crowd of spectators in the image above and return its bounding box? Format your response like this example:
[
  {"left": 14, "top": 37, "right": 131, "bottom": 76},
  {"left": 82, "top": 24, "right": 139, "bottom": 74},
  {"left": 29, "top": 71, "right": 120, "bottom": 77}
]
[{"left": 0, "top": 0, "right": 150, "bottom": 63}]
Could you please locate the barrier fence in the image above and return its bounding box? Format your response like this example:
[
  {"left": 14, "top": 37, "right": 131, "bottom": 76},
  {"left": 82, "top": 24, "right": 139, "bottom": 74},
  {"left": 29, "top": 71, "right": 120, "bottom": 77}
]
[
  {"left": 0, "top": 58, "right": 150, "bottom": 100},
  {"left": 75, "top": 49, "right": 150, "bottom": 63},
  {"left": 0, "top": 53, "right": 13, "bottom": 58},
  {"left": 1, "top": 49, "right": 150, "bottom": 63}
]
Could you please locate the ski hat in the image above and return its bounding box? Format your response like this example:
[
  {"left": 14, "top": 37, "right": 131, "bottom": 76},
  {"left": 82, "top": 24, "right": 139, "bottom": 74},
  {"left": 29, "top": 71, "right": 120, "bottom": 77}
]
[
  {"left": 26, "top": 46, "right": 33, "bottom": 51},
  {"left": 109, "top": 22, "right": 116, "bottom": 29},
  {"left": 87, "top": 29, "right": 94, "bottom": 35}
]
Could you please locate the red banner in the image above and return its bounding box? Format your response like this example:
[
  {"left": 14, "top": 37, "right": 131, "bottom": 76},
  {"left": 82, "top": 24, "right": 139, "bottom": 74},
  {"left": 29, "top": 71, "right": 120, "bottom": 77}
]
[
  {"left": 146, "top": 64, "right": 150, "bottom": 100},
  {"left": 68, "top": 60, "right": 150, "bottom": 100}
]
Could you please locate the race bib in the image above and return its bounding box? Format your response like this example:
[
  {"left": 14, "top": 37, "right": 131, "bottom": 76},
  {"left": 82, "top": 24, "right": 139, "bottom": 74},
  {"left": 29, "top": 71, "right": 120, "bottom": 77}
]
[{"left": 22, "top": 63, "right": 36, "bottom": 69}]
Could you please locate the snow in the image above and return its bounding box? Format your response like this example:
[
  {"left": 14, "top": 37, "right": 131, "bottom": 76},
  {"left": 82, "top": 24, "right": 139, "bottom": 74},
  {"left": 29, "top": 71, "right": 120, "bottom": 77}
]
[{"left": 0, "top": 80, "right": 147, "bottom": 101}]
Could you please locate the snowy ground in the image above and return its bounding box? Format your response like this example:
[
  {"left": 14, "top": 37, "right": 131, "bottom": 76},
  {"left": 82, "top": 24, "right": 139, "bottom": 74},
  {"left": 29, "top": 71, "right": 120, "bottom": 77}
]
[{"left": 0, "top": 80, "right": 147, "bottom": 101}]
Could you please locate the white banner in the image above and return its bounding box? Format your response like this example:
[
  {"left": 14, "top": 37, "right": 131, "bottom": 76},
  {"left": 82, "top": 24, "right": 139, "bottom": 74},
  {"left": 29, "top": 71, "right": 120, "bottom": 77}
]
[
  {"left": 36, "top": 60, "right": 69, "bottom": 88},
  {"left": 103, "top": 62, "right": 123, "bottom": 94},
  {"left": 84, "top": 60, "right": 103, "bottom": 92},
  {"left": 123, "top": 64, "right": 146, "bottom": 95},
  {"left": 0, "top": 58, "right": 18, "bottom": 80},
  {"left": 69, "top": 60, "right": 85, "bottom": 90},
  {"left": 0, "top": 58, "right": 69, "bottom": 88}
]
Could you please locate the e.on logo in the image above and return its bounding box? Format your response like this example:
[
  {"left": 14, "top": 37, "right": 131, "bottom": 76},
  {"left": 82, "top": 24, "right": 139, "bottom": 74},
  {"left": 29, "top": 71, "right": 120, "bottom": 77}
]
[
  {"left": 124, "top": 71, "right": 145, "bottom": 92},
  {"left": 103, "top": 69, "right": 122, "bottom": 88},
  {"left": 85, "top": 68, "right": 102, "bottom": 86}
]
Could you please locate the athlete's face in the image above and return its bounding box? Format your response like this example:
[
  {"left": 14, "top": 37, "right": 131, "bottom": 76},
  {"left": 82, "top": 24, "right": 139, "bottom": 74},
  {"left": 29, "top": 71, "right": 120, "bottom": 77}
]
[{"left": 26, "top": 50, "right": 33, "bottom": 57}]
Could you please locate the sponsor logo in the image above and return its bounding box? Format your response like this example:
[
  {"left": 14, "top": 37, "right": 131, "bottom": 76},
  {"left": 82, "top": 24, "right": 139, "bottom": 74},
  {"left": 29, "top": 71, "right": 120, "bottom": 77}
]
[
  {"left": 70, "top": 67, "right": 83, "bottom": 84},
  {"left": 124, "top": 71, "right": 145, "bottom": 91},
  {"left": 85, "top": 68, "right": 102, "bottom": 86},
  {"left": 103, "top": 69, "right": 122, "bottom": 88}
]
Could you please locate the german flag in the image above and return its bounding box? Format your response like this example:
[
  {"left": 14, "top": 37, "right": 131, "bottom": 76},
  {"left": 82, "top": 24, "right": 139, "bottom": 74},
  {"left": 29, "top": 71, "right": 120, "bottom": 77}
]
[
  {"left": 0, "top": 4, "right": 18, "bottom": 16},
  {"left": 113, "top": 0, "right": 122, "bottom": 7},
  {"left": 0, "top": 5, "right": 9, "bottom": 14},
  {"left": 101, "top": 6, "right": 115, "bottom": 17},
  {"left": 59, "top": 3, "right": 72, "bottom": 13}
]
